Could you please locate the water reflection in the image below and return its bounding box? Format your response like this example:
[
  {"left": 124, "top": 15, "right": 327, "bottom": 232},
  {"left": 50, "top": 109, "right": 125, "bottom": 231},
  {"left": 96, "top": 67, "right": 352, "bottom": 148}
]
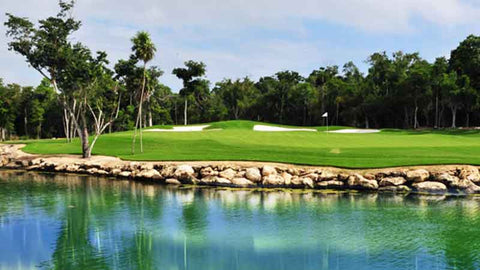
[{"left": 0, "top": 171, "right": 480, "bottom": 270}]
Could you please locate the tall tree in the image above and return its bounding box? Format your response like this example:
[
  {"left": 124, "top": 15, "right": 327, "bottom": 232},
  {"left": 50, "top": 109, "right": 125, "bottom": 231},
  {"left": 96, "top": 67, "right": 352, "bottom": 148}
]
[
  {"left": 405, "top": 59, "right": 432, "bottom": 129},
  {"left": 432, "top": 57, "right": 448, "bottom": 128},
  {"left": 131, "top": 31, "right": 156, "bottom": 154},
  {"left": 0, "top": 81, "right": 19, "bottom": 141},
  {"left": 213, "top": 77, "right": 258, "bottom": 120},
  {"left": 4, "top": 0, "right": 80, "bottom": 142},
  {"left": 441, "top": 72, "right": 469, "bottom": 128},
  {"left": 450, "top": 35, "right": 480, "bottom": 90},
  {"left": 58, "top": 44, "right": 119, "bottom": 158},
  {"left": 172, "top": 60, "right": 207, "bottom": 125},
  {"left": 308, "top": 66, "right": 339, "bottom": 125}
]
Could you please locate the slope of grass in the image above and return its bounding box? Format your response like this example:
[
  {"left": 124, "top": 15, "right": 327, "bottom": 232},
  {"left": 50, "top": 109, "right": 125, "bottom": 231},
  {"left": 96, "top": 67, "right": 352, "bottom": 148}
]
[{"left": 12, "top": 120, "right": 480, "bottom": 168}]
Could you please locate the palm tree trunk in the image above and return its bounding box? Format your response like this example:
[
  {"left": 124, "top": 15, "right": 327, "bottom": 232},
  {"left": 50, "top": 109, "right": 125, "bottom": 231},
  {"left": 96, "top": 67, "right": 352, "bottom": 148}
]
[
  {"left": 451, "top": 106, "right": 457, "bottom": 128},
  {"left": 184, "top": 98, "right": 188, "bottom": 126},
  {"left": 414, "top": 106, "right": 419, "bottom": 129},
  {"left": 132, "top": 63, "right": 147, "bottom": 154},
  {"left": 148, "top": 101, "right": 153, "bottom": 127},
  {"left": 139, "top": 64, "right": 146, "bottom": 153},
  {"left": 132, "top": 108, "right": 140, "bottom": 154},
  {"left": 24, "top": 108, "right": 28, "bottom": 138},
  {"left": 434, "top": 92, "right": 439, "bottom": 128}
]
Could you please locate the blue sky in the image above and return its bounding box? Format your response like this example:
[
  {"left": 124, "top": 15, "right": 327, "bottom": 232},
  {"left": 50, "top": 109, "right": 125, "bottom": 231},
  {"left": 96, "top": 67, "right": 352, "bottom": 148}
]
[{"left": 1, "top": 0, "right": 480, "bottom": 91}]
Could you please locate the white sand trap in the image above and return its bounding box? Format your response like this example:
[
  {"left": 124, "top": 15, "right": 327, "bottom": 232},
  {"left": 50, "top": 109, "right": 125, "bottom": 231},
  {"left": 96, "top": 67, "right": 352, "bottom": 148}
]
[
  {"left": 253, "top": 125, "right": 317, "bottom": 132},
  {"left": 328, "top": 129, "right": 380, "bottom": 134},
  {"left": 146, "top": 125, "right": 210, "bottom": 132}
]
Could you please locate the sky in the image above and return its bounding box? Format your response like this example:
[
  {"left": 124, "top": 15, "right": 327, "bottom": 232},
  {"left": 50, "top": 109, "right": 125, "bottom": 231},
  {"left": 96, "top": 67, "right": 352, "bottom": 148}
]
[{"left": 1, "top": 0, "right": 480, "bottom": 92}]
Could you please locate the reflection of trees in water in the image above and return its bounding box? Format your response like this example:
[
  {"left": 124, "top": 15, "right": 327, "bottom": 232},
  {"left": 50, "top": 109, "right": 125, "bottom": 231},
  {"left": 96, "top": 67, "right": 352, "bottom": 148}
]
[
  {"left": 0, "top": 172, "right": 64, "bottom": 219},
  {"left": 116, "top": 183, "right": 161, "bottom": 270},
  {"left": 2, "top": 171, "right": 480, "bottom": 269},
  {"left": 179, "top": 189, "right": 209, "bottom": 243},
  {"left": 39, "top": 179, "right": 110, "bottom": 270}
]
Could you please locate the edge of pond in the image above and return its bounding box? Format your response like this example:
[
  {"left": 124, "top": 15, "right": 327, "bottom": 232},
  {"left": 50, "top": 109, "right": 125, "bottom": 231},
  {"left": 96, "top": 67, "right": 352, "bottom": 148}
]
[{"left": 2, "top": 143, "right": 480, "bottom": 196}]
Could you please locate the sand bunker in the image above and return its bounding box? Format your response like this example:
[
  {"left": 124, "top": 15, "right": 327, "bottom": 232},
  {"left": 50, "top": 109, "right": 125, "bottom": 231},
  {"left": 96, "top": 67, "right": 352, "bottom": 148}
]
[
  {"left": 253, "top": 125, "right": 317, "bottom": 132},
  {"left": 328, "top": 129, "right": 380, "bottom": 134},
  {"left": 146, "top": 125, "right": 210, "bottom": 132}
]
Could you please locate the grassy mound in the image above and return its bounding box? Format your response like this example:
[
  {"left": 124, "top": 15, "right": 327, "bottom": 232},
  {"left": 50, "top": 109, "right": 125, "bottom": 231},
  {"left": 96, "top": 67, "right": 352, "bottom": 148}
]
[{"left": 13, "top": 120, "right": 480, "bottom": 168}]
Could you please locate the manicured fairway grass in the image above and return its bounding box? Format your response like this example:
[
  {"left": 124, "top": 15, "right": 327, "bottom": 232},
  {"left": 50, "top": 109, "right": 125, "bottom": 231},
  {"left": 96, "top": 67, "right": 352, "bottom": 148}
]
[{"left": 13, "top": 120, "right": 480, "bottom": 168}]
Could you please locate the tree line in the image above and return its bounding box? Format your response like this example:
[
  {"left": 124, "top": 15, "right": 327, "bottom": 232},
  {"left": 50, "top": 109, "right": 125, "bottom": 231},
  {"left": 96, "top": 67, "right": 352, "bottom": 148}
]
[{"left": 2, "top": 1, "right": 480, "bottom": 157}]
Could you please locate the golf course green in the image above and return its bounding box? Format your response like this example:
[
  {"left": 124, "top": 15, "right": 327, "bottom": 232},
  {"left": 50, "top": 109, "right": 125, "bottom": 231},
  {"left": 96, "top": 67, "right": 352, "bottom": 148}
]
[{"left": 14, "top": 120, "right": 480, "bottom": 168}]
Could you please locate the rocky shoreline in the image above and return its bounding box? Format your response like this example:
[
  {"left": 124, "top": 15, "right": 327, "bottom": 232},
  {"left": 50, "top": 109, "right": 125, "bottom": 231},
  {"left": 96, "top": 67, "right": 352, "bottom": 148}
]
[{"left": 2, "top": 144, "right": 480, "bottom": 195}]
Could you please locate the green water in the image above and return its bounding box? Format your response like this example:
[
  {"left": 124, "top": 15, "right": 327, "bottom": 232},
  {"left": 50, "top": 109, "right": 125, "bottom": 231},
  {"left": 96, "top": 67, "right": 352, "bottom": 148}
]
[{"left": 0, "top": 171, "right": 479, "bottom": 270}]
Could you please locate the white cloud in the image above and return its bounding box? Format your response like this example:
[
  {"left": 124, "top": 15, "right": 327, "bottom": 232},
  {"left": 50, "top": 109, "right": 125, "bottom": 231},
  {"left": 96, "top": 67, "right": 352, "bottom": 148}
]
[{"left": 1, "top": 0, "right": 479, "bottom": 89}]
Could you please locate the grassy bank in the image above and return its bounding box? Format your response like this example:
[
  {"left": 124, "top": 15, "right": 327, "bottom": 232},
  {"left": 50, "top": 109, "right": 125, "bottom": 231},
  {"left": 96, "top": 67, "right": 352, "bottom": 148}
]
[{"left": 11, "top": 120, "right": 480, "bottom": 168}]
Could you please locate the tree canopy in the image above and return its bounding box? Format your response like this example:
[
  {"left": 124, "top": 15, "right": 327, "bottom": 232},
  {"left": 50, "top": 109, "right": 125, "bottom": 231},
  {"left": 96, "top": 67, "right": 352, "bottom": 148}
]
[{"left": 4, "top": 1, "right": 480, "bottom": 150}]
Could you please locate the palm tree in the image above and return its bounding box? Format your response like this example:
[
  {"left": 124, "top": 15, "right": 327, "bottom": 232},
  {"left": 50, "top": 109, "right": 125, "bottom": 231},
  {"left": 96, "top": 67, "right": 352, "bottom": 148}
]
[{"left": 131, "top": 31, "right": 156, "bottom": 154}]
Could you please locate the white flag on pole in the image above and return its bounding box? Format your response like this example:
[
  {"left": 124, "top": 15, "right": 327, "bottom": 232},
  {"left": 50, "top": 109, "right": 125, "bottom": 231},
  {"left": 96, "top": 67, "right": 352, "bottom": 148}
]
[{"left": 322, "top": 112, "right": 328, "bottom": 117}]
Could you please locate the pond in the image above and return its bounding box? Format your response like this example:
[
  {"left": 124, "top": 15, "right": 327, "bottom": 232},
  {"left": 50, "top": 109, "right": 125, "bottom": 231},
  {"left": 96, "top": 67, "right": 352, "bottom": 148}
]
[{"left": 0, "top": 170, "right": 479, "bottom": 270}]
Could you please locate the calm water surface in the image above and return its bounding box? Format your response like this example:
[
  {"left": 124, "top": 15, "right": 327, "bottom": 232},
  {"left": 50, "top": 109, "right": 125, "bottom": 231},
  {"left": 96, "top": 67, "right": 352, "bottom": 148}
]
[{"left": 0, "top": 170, "right": 479, "bottom": 270}]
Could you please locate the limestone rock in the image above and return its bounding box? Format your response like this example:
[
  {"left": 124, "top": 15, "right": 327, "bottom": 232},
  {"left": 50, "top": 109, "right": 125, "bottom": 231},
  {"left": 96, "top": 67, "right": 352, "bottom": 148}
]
[
  {"left": 20, "top": 159, "right": 30, "bottom": 167},
  {"left": 412, "top": 181, "right": 447, "bottom": 193},
  {"left": 165, "top": 178, "right": 181, "bottom": 185},
  {"left": 215, "top": 177, "right": 232, "bottom": 186},
  {"left": 4, "top": 162, "right": 20, "bottom": 169},
  {"left": 459, "top": 167, "right": 480, "bottom": 183},
  {"left": 174, "top": 165, "right": 195, "bottom": 181},
  {"left": 363, "top": 173, "right": 376, "bottom": 180},
  {"left": 200, "top": 176, "right": 231, "bottom": 186},
  {"left": 137, "top": 169, "right": 161, "bottom": 179},
  {"left": 290, "top": 176, "right": 303, "bottom": 187},
  {"left": 347, "top": 174, "right": 378, "bottom": 190},
  {"left": 87, "top": 168, "right": 98, "bottom": 175},
  {"left": 200, "top": 167, "right": 217, "bottom": 177},
  {"left": 0, "top": 155, "right": 9, "bottom": 166},
  {"left": 287, "top": 168, "right": 300, "bottom": 176},
  {"left": 26, "top": 164, "right": 40, "bottom": 171},
  {"left": 84, "top": 161, "right": 102, "bottom": 169},
  {"left": 139, "top": 163, "right": 154, "bottom": 170},
  {"left": 96, "top": 169, "right": 109, "bottom": 175},
  {"left": 406, "top": 169, "right": 430, "bottom": 182},
  {"left": 379, "top": 177, "right": 406, "bottom": 187},
  {"left": 245, "top": 167, "right": 262, "bottom": 182},
  {"left": 449, "top": 178, "right": 480, "bottom": 193},
  {"left": 160, "top": 166, "right": 175, "bottom": 178},
  {"left": 54, "top": 164, "right": 68, "bottom": 172},
  {"left": 262, "top": 166, "right": 277, "bottom": 176},
  {"left": 231, "top": 177, "right": 255, "bottom": 187},
  {"left": 379, "top": 185, "right": 411, "bottom": 193},
  {"left": 111, "top": 168, "right": 122, "bottom": 176},
  {"left": 219, "top": 168, "right": 236, "bottom": 180},
  {"left": 235, "top": 171, "right": 246, "bottom": 178},
  {"left": 435, "top": 173, "right": 459, "bottom": 185},
  {"left": 319, "top": 170, "right": 337, "bottom": 181},
  {"left": 316, "top": 180, "right": 344, "bottom": 189},
  {"left": 338, "top": 173, "right": 350, "bottom": 181},
  {"left": 199, "top": 176, "right": 215, "bottom": 184},
  {"left": 303, "top": 173, "right": 319, "bottom": 181},
  {"left": 262, "top": 174, "right": 285, "bottom": 186},
  {"left": 302, "top": 177, "right": 314, "bottom": 188},
  {"left": 281, "top": 172, "right": 292, "bottom": 185},
  {"left": 66, "top": 164, "right": 80, "bottom": 173},
  {"left": 118, "top": 171, "right": 132, "bottom": 178}
]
